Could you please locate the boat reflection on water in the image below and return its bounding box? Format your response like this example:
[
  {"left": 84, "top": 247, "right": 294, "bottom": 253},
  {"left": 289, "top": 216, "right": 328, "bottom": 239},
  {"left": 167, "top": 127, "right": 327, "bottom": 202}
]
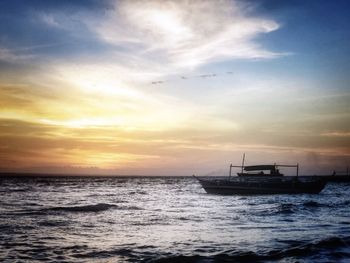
[{"left": 194, "top": 155, "right": 327, "bottom": 195}]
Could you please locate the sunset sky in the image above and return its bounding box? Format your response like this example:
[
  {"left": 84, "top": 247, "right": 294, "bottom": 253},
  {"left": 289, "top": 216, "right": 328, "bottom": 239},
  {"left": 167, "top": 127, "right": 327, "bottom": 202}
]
[{"left": 0, "top": 0, "right": 349, "bottom": 175}]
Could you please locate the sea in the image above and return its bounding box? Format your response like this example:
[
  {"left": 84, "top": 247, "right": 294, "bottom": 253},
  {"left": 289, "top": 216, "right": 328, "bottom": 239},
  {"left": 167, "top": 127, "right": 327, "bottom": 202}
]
[{"left": 0, "top": 175, "right": 350, "bottom": 262}]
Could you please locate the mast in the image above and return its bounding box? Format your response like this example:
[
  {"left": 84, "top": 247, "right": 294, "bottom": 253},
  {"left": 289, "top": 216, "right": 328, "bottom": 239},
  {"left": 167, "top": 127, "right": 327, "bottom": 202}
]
[
  {"left": 241, "top": 153, "right": 245, "bottom": 173},
  {"left": 297, "top": 163, "right": 299, "bottom": 177},
  {"left": 229, "top": 164, "right": 232, "bottom": 179}
]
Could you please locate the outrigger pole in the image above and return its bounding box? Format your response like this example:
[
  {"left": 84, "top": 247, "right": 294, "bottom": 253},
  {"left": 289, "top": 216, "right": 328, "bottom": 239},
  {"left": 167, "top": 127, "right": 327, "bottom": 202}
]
[
  {"left": 229, "top": 153, "right": 246, "bottom": 179},
  {"left": 241, "top": 153, "right": 245, "bottom": 173}
]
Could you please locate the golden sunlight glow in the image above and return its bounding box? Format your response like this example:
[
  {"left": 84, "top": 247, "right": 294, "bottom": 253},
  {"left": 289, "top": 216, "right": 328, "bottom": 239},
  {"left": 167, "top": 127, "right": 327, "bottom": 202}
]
[
  {"left": 60, "top": 149, "right": 160, "bottom": 169},
  {"left": 0, "top": 0, "right": 349, "bottom": 175}
]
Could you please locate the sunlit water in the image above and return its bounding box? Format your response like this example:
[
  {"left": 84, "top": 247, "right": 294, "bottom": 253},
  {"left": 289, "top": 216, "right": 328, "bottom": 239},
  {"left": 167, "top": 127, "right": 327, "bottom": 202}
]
[{"left": 1, "top": 176, "right": 350, "bottom": 262}]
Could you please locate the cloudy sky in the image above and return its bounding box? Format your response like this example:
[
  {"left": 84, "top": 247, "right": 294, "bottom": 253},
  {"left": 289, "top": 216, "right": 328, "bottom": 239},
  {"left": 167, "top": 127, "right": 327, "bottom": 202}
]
[{"left": 0, "top": 0, "right": 349, "bottom": 175}]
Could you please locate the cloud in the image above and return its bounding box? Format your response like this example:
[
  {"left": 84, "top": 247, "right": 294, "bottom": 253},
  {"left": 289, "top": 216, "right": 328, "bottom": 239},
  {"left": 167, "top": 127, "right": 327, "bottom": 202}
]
[
  {"left": 321, "top": 132, "right": 350, "bottom": 137},
  {"left": 39, "top": 13, "right": 61, "bottom": 28},
  {"left": 0, "top": 0, "right": 284, "bottom": 74},
  {"left": 93, "top": 0, "right": 283, "bottom": 69},
  {"left": 0, "top": 1, "right": 113, "bottom": 65},
  {"left": 0, "top": 48, "right": 34, "bottom": 63},
  {"left": 1, "top": 118, "right": 348, "bottom": 175}
]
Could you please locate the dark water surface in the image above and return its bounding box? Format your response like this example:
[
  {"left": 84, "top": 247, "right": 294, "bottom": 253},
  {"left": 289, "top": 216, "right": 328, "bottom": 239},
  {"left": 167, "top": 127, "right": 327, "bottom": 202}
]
[{"left": 1, "top": 176, "right": 350, "bottom": 262}]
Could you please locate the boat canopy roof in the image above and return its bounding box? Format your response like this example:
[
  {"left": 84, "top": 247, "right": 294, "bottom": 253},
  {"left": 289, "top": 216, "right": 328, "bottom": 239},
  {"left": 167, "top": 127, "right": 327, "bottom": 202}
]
[{"left": 244, "top": 165, "right": 276, "bottom": 171}]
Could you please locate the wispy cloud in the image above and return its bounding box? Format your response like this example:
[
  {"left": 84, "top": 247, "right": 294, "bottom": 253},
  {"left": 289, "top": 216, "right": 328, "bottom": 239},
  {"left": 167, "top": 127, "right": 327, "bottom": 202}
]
[
  {"left": 321, "top": 132, "right": 350, "bottom": 137},
  {"left": 0, "top": 48, "right": 34, "bottom": 63},
  {"left": 93, "top": 0, "right": 283, "bottom": 69}
]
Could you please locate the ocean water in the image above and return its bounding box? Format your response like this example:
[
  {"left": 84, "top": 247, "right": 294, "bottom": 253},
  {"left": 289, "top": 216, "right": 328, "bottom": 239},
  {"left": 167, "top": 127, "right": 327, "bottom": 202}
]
[{"left": 0, "top": 176, "right": 350, "bottom": 262}]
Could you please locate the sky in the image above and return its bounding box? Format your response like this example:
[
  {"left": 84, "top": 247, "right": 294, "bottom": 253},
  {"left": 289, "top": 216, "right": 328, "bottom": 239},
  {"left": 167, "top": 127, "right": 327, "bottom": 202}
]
[{"left": 0, "top": 0, "right": 349, "bottom": 175}]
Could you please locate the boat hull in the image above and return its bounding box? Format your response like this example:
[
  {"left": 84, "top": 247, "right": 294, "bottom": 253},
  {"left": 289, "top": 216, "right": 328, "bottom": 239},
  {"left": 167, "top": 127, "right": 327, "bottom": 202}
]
[{"left": 197, "top": 178, "right": 326, "bottom": 195}]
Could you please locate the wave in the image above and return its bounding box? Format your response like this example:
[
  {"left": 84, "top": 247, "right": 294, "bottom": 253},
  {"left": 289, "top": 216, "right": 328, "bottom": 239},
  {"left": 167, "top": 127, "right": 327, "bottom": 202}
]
[
  {"left": 11, "top": 203, "right": 144, "bottom": 216},
  {"left": 303, "top": 200, "right": 321, "bottom": 207},
  {"left": 268, "top": 201, "right": 331, "bottom": 215},
  {"left": 71, "top": 245, "right": 156, "bottom": 260},
  {"left": 122, "top": 205, "right": 143, "bottom": 210},
  {"left": 253, "top": 203, "right": 296, "bottom": 216},
  {"left": 279, "top": 201, "right": 326, "bottom": 212},
  {"left": 252, "top": 200, "right": 336, "bottom": 217},
  {"left": 128, "top": 190, "right": 148, "bottom": 195},
  {"left": 2, "top": 188, "right": 31, "bottom": 192},
  {"left": 150, "top": 236, "right": 350, "bottom": 262},
  {"left": 46, "top": 203, "right": 143, "bottom": 213},
  {"left": 38, "top": 220, "right": 70, "bottom": 227},
  {"left": 46, "top": 203, "right": 118, "bottom": 213},
  {"left": 303, "top": 200, "right": 350, "bottom": 208},
  {"left": 341, "top": 200, "right": 350, "bottom": 206},
  {"left": 278, "top": 203, "right": 295, "bottom": 214},
  {"left": 58, "top": 236, "right": 350, "bottom": 262}
]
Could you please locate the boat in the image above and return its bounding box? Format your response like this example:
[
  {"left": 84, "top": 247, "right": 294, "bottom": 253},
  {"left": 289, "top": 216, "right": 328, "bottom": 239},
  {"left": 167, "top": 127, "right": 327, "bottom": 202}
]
[{"left": 194, "top": 155, "right": 327, "bottom": 195}]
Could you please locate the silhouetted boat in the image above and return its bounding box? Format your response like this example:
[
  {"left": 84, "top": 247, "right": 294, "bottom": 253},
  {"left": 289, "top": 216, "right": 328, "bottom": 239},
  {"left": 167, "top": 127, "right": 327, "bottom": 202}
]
[{"left": 194, "top": 155, "right": 327, "bottom": 195}]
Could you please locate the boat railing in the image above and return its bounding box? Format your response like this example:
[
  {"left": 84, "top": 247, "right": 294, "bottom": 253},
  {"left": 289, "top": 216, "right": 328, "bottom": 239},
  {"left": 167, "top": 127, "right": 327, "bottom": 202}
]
[{"left": 229, "top": 163, "right": 299, "bottom": 179}]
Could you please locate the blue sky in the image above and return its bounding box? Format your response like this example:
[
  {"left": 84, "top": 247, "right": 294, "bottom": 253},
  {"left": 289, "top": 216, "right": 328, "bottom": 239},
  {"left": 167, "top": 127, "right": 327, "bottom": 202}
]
[{"left": 0, "top": 0, "right": 349, "bottom": 175}]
